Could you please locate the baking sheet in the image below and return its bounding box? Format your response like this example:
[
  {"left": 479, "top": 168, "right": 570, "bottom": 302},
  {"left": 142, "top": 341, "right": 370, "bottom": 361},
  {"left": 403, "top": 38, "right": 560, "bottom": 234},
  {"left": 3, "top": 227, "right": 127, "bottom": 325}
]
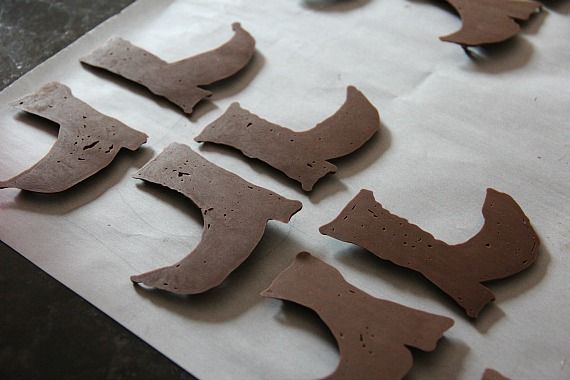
[{"left": 1, "top": 0, "right": 569, "bottom": 378}]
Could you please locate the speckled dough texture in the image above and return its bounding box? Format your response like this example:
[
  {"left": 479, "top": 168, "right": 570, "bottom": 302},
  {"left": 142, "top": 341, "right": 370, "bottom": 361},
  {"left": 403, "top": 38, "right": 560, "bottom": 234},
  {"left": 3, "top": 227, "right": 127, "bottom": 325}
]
[
  {"left": 80, "top": 23, "right": 255, "bottom": 115},
  {"left": 0, "top": 82, "right": 147, "bottom": 193},
  {"left": 195, "top": 86, "right": 380, "bottom": 191},
  {"left": 320, "top": 188, "right": 540, "bottom": 318},
  {"left": 441, "top": 0, "right": 542, "bottom": 46},
  {"left": 131, "top": 143, "right": 302, "bottom": 294},
  {"left": 262, "top": 252, "right": 454, "bottom": 380}
]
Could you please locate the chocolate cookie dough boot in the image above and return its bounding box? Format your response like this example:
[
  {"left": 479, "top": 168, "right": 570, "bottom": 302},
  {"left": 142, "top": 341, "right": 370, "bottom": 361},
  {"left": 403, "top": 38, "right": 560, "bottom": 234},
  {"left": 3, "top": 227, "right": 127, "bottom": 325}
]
[
  {"left": 482, "top": 368, "right": 511, "bottom": 380},
  {"left": 81, "top": 23, "right": 255, "bottom": 115},
  {"left": 262, "top": 253, "right": 453, "bottom": 380},
  {"left": 441, "top": 0, "right": 542, "bottom": 46},
  {"left": 0, "top": 82, "right": 147, "bottom": 193},
  {"left": 320, "top": 189, "right": 539, "bottom": 317},
  {"left": 196, "top": 86, "right": 380, "bottom": 191},
  {"left": 131, "top": 143, "right": 302, "bottom": 294}
]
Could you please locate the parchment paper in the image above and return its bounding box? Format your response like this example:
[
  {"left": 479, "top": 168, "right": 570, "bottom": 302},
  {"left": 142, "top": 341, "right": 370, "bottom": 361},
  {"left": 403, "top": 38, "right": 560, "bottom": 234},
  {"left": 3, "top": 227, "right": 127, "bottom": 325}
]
[{"left": 1, "top": 1, "right": 569, "bottom": 379}]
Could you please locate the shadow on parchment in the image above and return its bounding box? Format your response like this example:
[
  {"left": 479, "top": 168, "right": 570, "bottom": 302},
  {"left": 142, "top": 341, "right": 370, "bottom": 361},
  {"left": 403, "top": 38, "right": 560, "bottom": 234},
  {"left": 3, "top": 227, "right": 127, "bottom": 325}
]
[
  {"left": 463, "top": 37, "right": 534, "bottom": 74},
  {"left": 202, "top": 51, "right": 265, "bottom": 102},
  {"left": 309, "top": 123, "right": 391, "bottom": 204},
  {"left": 407, "top": 337, "right": 470, "bottom": 380},
  {"left": 407, "top": 0, "right": 456, "bottom": 15},
  {"left": 520, "top": 7, "right": 549, "bottom": 35},
  {"left": 302, "top": 0, "right": 372, "bottom": 12},
  {"left": 269, "top": 300, "right": 339, "bottom": 378},
  {"left": 189, "top": 50, "right": 266, "bottom": 123},
  {"left": 80, "top": 49, "right": 264, "bottom": 124},
  {"left": 133, "top": 231, "right": 307, "bottom": 322},
  {"left": 542, "top": 0, "right": 570, "bottom": 13},
  {"left": 336, "top": 121, "right": 391, "bottom": 180},
  {"left": 273, "top": 300, "right": 338, "bottom": 349},
  {"left": 13, "top": 112, "right": 60, "bottom": 138},
  {"left": 0, "top": 112, "right": 154, "bottom": 215},
  {"left": 470, "top": 242, "right": 550, "bottom": 334}
]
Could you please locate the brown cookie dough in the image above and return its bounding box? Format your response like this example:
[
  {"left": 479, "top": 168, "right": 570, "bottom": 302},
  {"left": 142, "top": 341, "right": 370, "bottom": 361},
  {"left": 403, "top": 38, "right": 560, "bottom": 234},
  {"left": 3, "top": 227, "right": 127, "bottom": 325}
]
[
  {"left": 320, "top": 189, "right": 539, "bottom": 318},
  {"left": 441, "top": 0, "right": 542, "bottom": 46},
  {"left": 482, "top": 368, "right": 511, "bottom": 380},
  {"left": 131, "top": 143, "right": 302, "bottom": 294},
  {"left": 261, "top": 252, "right": 454, "bottom": 380},
  {"left": 195, "top": 86, "right": 380, "bottom": 191},
  {"left": 81, "top": 23, "right": 255, "bottom": 115},
  {"left": 0, "top": 82, "right": 147, "bottom": 193}
]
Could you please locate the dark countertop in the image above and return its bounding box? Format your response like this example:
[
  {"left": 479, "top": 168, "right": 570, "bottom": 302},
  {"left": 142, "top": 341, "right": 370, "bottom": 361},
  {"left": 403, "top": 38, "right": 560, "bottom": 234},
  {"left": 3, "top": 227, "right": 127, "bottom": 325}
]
[{"left": 0, "top": 1, "right": 193, "bottom": 379}]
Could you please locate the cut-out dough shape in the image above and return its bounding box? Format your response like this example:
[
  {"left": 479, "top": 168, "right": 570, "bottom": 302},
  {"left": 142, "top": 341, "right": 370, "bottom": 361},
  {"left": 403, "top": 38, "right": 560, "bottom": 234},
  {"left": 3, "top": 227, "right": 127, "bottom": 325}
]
[
  {"left": 195, "top": 86, "right": 380, "bottom": 191},
  {"left": 261, "top": 252, "right": 454, "bottom": 380},
  {"left": 320, "top": 189, "right": 539, "bottom": 318},
  {"left": 80, "top": 23, "right": 255, "bottom": 115},
  {"left": 131, "top": 143, "right": 302, "bottom": 294},
  {"left": 0, "top": 82, "right": 147, "bottom": 193},
  {"left": 441, "top": 0, "right": 542, "bottom": 46},
  {"left": 482, "top": 368, "right": 510, "bottom": 380}
]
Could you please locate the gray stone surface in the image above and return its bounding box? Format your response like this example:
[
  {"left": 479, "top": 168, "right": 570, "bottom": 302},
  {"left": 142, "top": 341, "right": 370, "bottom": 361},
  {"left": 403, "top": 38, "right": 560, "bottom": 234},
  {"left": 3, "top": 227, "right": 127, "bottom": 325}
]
[
  {"left": 0, "top": 1, "right": 195, "bottom": 379},
  {"left": 1, "top": 0, "right": 132, "bottom": 88}
]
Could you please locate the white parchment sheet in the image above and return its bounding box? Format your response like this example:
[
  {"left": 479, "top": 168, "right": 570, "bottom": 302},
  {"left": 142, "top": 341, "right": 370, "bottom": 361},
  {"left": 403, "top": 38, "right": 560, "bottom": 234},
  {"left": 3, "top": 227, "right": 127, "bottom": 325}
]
[{"left": 1, "top": 0, "right": 569, "bottom": 378}]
